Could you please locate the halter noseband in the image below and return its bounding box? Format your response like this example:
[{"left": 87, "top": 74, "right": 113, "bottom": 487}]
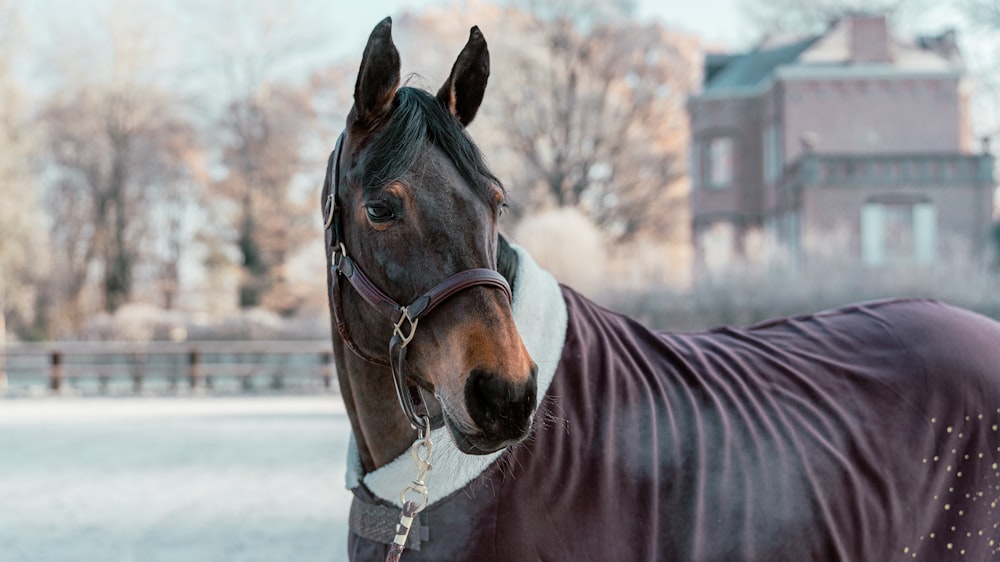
[{"left": 323, "top": 132, "right": 513, "bottom": 430}]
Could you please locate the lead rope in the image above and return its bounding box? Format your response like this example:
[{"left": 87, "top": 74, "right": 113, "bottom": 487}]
[{"left": 385, "top": 417, "right": 433, "bottom": 562}]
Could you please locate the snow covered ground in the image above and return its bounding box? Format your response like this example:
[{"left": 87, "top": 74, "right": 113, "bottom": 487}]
[{"left": 0, "top": 396, "right": 355, "bottom": 562}]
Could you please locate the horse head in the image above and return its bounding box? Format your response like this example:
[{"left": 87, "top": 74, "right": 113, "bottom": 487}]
[{"left": 326, "top": 17, "right": 538, "bottom": 457}]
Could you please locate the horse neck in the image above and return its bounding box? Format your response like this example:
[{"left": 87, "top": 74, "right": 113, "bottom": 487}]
[{"left": 331, "top": 335, "right": 416, "bottom": 473}]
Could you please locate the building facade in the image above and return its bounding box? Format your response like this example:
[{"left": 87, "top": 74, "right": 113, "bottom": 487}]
[{"left": 687, "top": 14, "right": 995, "bottom": 272}]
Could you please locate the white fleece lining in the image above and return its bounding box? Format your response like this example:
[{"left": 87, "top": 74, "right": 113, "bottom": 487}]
[{"left": 345, "top": 244, "right": 568, "bottom": 507}]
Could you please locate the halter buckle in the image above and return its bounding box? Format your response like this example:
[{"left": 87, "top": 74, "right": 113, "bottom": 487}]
[
  {"left": 393, "top": 307, "right": 420, "bottom": 348},
  {"left": 332, "top": 242, "right": 347, "bottom": 271}
]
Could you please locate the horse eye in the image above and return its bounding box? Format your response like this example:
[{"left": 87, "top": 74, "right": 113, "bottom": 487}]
[{"left": 365, "top": 205, "right": 395, "bottom": 223}]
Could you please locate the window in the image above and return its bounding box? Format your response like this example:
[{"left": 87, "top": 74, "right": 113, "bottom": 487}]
[
  {"left": 763, "top": 125, "right": 782, "bottom": 183},
  {"left": 705, "top": 137, "right": 733, "bottom": 188},
  {"left": 690, "top": 141, "right": 701, "bottom": 189},
  {"left": 861, "top": 199, "right": 936, "bottom": 266}
]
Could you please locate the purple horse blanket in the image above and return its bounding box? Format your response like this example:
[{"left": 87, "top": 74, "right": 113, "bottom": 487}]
[{"left": 346, "top": 247, "right": 1000, "bottom": 561}]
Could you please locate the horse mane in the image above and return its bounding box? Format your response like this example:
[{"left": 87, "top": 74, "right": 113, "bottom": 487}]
[
  {"left": 497, "top": 234, "right": 519, "bottom": 289},
  {"left": 358, "top": 86, "right": 504, "bottom": 207}
]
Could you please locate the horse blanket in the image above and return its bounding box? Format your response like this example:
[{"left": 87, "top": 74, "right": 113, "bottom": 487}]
[{"left": 345, "top": 246, "right": 1000, "bottom": 561}]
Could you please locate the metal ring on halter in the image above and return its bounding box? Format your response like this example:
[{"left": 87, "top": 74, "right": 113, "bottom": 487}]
[
  {"left": 417, "top": 416, "right": 431, "bottom": 440},
  {"left": 333, "top": 242, "right": 347, "bottom": 268},
  {"left": 324, "top": 193, "right": 336, "bottom": 230},
  {"left": 400, "top": 482, "right": 429, "bottom": 513}
]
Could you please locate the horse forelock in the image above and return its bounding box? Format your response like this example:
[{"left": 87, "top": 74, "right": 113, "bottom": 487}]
[{"left": 357, "top": 87, "right": 503, "bottom": 205}]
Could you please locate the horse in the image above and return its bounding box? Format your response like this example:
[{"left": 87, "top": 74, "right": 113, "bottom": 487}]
[{"left": 323, "top": 17, "right": 1000, "bottom": 562}]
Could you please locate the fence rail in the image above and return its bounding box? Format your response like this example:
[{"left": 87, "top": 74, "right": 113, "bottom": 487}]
[{"left": 1, "top": 340, "right": 336, "bottom": 395}]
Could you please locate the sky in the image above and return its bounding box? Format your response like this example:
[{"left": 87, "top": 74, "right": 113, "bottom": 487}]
[
  {"left": 332, "top": 0, "right": 751, "bottom": 55},
  {"left": 310, "top": 0, "right": 975, "bottom": 60},
  {"left": 18, "top": 0, "right": 976, "bottom": 94},
  {"left": 14, "top": 0, "right": 752, "bottom": 105}
]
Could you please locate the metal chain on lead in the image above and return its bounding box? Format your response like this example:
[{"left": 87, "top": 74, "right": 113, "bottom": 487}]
[{"left": 385, "top": 416, "right": 433, "bottom": 562}]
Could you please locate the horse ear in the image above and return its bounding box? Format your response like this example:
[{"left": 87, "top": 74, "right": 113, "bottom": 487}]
[
  {"left": 352, "top": 17, "right": 401, "bottom": 130},
  {"left": 437, "top": 26, "right": 489, "bottom": 127}
]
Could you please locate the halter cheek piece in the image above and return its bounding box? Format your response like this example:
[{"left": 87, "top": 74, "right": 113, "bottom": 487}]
[{"left": 323, "top": 132, "right": 513, "bottom": 431}]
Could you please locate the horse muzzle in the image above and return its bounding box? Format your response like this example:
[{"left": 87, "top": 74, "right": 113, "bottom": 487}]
[{"left": 443, "top": 365, "right": 538, "bottom": 454}]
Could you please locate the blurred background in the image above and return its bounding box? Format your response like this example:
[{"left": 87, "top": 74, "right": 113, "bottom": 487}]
[
  {"left": 1, "top": 0, "right": 999, "bottom": 559},
  {"left": 2, "top": 0, "right": 1000, "bottom": 347}
]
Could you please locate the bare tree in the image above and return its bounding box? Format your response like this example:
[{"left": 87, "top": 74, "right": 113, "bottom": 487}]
[
  {"left": 211, "top": 84, "right": 316, "bottom": 311},
  {"left": 43, "top": 88, "right": 198, "bottom": 319},
  {"left": 514, "top": 0, "right": 637, "bottom": 27},
  {"left": 495, "top": 17, "right": 697, "bottom": 240},
  {"left": 382, "top": 4, "right": 699, "bottom": 243},
  {"left": 38, "top": 6, "right": 199, "bottom": 333},
  {"left": 183, "top": 0, "right": 327, "bottom": 312},
  {"left": 957, "top": 0, "right": 1000, "bottom": 139},
  {"left": 0, "top": 0, "right": 48, "bottom": 382}
]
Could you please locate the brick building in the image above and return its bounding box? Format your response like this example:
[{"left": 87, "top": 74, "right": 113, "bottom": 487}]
[{"left": 687, "top": 14, "right": 995, "bottom": 272}]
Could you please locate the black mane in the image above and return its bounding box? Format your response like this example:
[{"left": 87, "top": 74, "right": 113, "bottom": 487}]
[{"left": 358, "top": 87, "right": 503, "bottom": 203}]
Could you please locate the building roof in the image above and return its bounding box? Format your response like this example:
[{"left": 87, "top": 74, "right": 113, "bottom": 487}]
[
  {"left": 704, "top": 36, "right": 819, "bottom": 91},
  {"left": 702, "top": 15, "right": 964, "bottom": 93}
]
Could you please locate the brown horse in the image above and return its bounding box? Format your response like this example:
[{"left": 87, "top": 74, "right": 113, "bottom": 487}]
[{"left": 325, "top": 17, "right": 1000, "bottom": 562}]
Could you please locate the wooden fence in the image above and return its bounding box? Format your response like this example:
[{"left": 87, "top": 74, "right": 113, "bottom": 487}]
[{"left": 0, "top": 341, "right": 335, "bottom": 395}]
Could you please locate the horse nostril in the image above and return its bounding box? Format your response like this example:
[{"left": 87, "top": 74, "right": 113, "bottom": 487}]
[{"left": 465, "top": 368, "right": 536, "bottom": 437}]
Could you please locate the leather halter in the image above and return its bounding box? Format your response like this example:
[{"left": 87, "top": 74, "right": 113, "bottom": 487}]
[{"left": 323, "top": 131, "right": 513, "bottom": 430}]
